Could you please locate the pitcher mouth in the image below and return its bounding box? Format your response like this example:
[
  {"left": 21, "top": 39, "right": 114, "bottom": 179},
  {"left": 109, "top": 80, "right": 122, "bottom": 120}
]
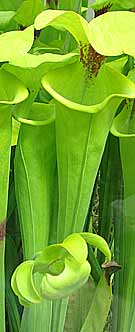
[{"left": 12, "top": 102, "right": 55, "bottom": 125}]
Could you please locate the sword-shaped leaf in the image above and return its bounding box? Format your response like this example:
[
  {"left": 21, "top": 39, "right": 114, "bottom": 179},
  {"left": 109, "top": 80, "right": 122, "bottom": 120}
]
[
  {"left": 110, "top": 70, "right": 135, "bottom": 332},
  {"left": 80, "top": 274, "right": 112, "bottom": 332}
]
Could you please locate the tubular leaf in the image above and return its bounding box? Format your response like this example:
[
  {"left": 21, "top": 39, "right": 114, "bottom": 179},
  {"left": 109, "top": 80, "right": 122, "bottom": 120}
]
[
  {"left": 0, "top": 69, "right": 28, "bottom": 332},
  {"left": 41, "top": 58, "right": 135, "bottom": 244},
  {"left": 13, "top": 102, "right": 57, "bottom": 331}
]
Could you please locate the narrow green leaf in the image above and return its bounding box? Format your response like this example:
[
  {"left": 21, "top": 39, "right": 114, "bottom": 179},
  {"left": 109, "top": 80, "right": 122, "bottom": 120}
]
[
  {"left": 111, "top": 138, "right": 124, "bottom": 332},
  {"left": 80, "top": 274, "right": 112, "bottom": 332},
  {"left": 20, "top": 300, "right": 53, "bottom": 332},
  {"left": 64, "top": 279, "right": 96, "bottom": 332},
  {"left": 110, "top": 76, "right": 135, "bottom": 331},
  {"left": 97, "top": 134, "right": 119, "bottom": 265},
  {"left": 6, "top": 235, "right": 21, "bottom": 332}
]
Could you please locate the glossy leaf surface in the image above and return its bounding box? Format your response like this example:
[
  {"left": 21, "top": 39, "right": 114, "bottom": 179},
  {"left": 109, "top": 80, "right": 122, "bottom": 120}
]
[{"left": 5, "top": 235, "right": 21, "bottom": 332}]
